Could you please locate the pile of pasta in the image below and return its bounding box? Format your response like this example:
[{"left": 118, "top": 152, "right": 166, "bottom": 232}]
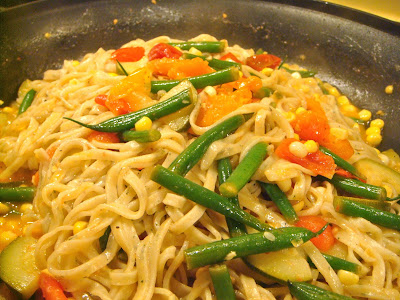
[{"left": 0, "top": 34, "right": 399, "bottom": 300}]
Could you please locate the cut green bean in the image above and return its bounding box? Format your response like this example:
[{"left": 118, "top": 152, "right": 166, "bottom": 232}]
[
  {"left": 319, "top": 147, "right": 362, "bottom": 178},
  {"left": 334, "top": 196, "right": 391, "bottom": 211},
  {"left": 349, "top": 117, "right": 366, "bottom": 126},
  {"left": 209, "top": 264, "right": 236, "bottom": 300},
  {"left": 219, "top": 142, "right": 268, "bottom": 198},
  {"left": 318, "top": 81, "right": 330, "bottom": 95},
  {"left": 217, "top": 158, "right": 247, "bottom": 237},
  {"left": 327, "top": 174, "right": 386, "bottom": 201},
  {"left": 259, "top": 181, "right": 298, "bottom": 224},
  {"left": 65, "top": 88, "right": 194, "bottom": 132},
  {"left": 182, "top": 53, "right": 241, "bottom": 70},
  {"left": 169, "top": 115, "right": 246, "bottom": 176},
  {"left": 184, "top": 227, "right": 317, "bottom": 269},
  {"left": 307, "top": 253, "right": 360, "bottom": 274},
  {"left": 18, "top": 89, "right": 36, "bottom": 115},
  {"left": 288, "top": 281, "right": 355, "bottom": 300},
  {"left": 281, "top": 66, "right": 316, "bottom": 78},
  {"left": 121, "top": 129, "right": 161, "bottom": 143},
  {"left": 253, "top": 87, "right": 273, "bottom": 99},
  {"left": 151, "top": 165, "right": 271, "bottom": 232},
  {"left": 333, "top": 196, "right": 400, "bottom": 231},
  {"left": 99, "top": 226, "right": 111, "bottom": 252},
  {"left": 151, "top": 67, "right": 239, "bottom": 93},
  {"left": 169, "top": 41, "right": 225, "bottom": 53},
  {"left": 0, "top": 187, "right": 35, "bottom": 202}
]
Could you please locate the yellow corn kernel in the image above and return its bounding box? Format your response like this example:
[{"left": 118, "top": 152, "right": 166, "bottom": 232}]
[
  {"left": 293, "top": 201, "right": 305, "bottom": 212},
  {"left": 370, "top": 119, "right": 384, "bottom": 129},
  {"left": 239, "top": 70, "right": 243, "bottom": 78},
  {"left": 365, "top": 126, "right": 381, "bottom": 136},
  {"left": 330, "top": 128, "right": 349, "bottom": 140},
  {"left": 293, "top": 133, "right": 300, "bottom": 140},
  {"left": 73, "top": 221, "right": 88, "bottom": 235},
  {"left": 295, "top": 107, "right": 307, "bottom": 115},
  {"left": 341, "top": 104, "right": 357, "bottom": 113},
  {"left": 44, "top": 32, "right": 51, "bottom": 38},
  {"left": 289, "top": 141, "right": 308, "bottom": 158},
  {"left": 2, "top": 107, "right": 13, "bottom": 113},
  {"left": 328, "top": 86, "right": 340, "bottom": 97},
  {"left": 204, "top": 86, "right": 217, "bottom": 97},
  {"left": 72, "top": 60, "right": 80, "bottom": 66},
  {"left": 337, "top": 95, "right": 350, "bottom": 106},
  {"left": 69, "top": 79, "right": 79, "bottom": 85},
  {"left": 358, "top": 109, "right": 371, "bottom": 121},
  {"left": 0, "top": 100, "right": 4, "bottom": 106},
  {"left": 304, "top": 140, "right": 318, "bottom": 153},
  {"left": 366, "top": 133, "right": 382, "bottom": 146},
  {"left": 385, "top": 85, "right": 394, "bottom": 94},
  {"left": 108, "top": 72, "right": 118, "bottom": 77},
  {"left": 0, "top": 203, "right": 10, "bottom": 215},
  {"left": 261, "top": 68, "right": 273, "bottom": 76},
  {"left": 284, "top": 112, "right": 296, "bottom": 122},
  {"left": 188, "top": 47, "right": 202, "bottom": 56},
  {"left": 0, "top": 231, "right": 18, "bottom": 245},
  {"left": 135, "top": 116, "right": 152, "bottom": 131},
  {"left": 20, "top": 203, "right": 33, "bottom": 214},
  {"left": 338, "top": 270, "right": 359, "bottom": 285}
]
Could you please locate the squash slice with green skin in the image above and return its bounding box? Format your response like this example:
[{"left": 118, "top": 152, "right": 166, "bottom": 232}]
[{"left": 0, "top": 237, "right": 40, "bottom": 299}]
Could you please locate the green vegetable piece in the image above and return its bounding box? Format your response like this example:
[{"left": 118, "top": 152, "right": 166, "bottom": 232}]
[
  {"left": 0, "top": 187, "right": 35, "bottom": 202},
  {"left": 99, "top": 226, "right": 111, "bottom": 252},
  {"left": 349, "top": 117, "right": 366, "bottom": 126},
  {"left": 65, "top": 88, "right": 194, "bottom": 132},
  {"left": 319, "top": 146, "right": 363, "bottom": 178},
  {"left": 253, "top": 87, "right": 273, "bottom": 99},
  {"left": 334, "top": 196, "right": 391, "bottom": 211},
  {"left": 220, "top": 142, "right": 268, "bottom": 197},
  {"left": 169, "top": 114, "right": 246, "bottom": 176},
  {"left": 182, "top": 53, "right": 241, "bottom": 70},
  {"left": 121, "top": 129, "right": 161, "bottom": 143},
  {"left": 18, "top": 89, "right": 36, "bottom": 115},
  {"left": 318, "top": 81, "right": 330, "bottom": 95},
  {"left": 151, "top": 67, "right": 239, "bottom": 93},
  {"left": 307, "top": 253, "right": 360, "bottom": 274},
  {"left": 259, "top": 181, "right": 298, "bottom": 224},
  {"left": 333, "top": 196, "right": 400, "bottom": 231},
  {"left": 327, "top": 174, "right": 386, "bottom": 201},
  {"left": 209, "top": 264, "right": 236, "bottom": 300},
  {"left": 184, "top": 226, "right": 317, "bottom": 269},
  {"left": 288, "top": 280, "right": 355, "bottom": 300},
  {"left": 116, "top": 59, "right": 129, "bottom": 76},
  {"left": 151, "top": 165, "right": 271, "bottom": 232},
  {"left": 0, "top": 237, "right": 40, "bottom": 299},
  {"left": 281, "top": 66, "right": 316, "bottom": 78},
  {"left": 168, "top": 41, "right": 225, "bottom": 53}
]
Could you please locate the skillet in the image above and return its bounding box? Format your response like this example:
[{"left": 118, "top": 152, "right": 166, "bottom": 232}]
[{"left": 0, "top": 0, "right": 399, "bottom": 151}]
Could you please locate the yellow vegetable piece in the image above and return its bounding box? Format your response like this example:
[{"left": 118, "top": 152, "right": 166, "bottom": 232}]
[
  {"left": 73, "top": 221, "right": 88, "bottom": 235},
  {"left": 135, "top": 116, "right": 153, "bottom": 131}
]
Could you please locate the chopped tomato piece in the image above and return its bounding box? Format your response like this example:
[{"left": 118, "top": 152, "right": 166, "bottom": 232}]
[
  {"left": 220, "top": 52, "right": 242, "bottom": 64},
  {"left": 95, "top": 94, "right": 108, "bottom": 107},
  {"left": 221, "top": 76, "right": 262, "bottom": 92},
  {"left": 87, "top": 131, "right": 120, "bottom": 143},
  {"left": 148, "top": 57, "right": 214, "bottom": 79},
  {"left": 110, "top": 47, "right": 145, "bottom": 62},
  {"left": 335, "top": 168, "right": 366, "bottom": 182},
  {"left": 295, "top": 215, "right": 335, "bottom": 252},
  {"left": 148, "top": 43, "right": 182, "bottom": 61},
  {"left": 39, "top": 272, "right": 68, "bottom": 300},
  {"left": 275, "top": 138, "right": 336, "bottom": 178},
  {"left": 246, "top": 54, "right": 281, "bottom": 71}
]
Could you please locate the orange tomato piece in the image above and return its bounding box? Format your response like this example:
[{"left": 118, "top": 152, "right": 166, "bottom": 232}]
[
  {"left": 148, "top": 57, "right": 214, "bottom": 79},
  {"left": 87, "top": 131, "right": 120, "bottom": 143},
  {"left": 39, "top": 272, "right": 68, "bottom": 300},
  {"left": 110, "top": 47, "right": 145, "bottom": 62},
  {"left": 148, "top": 43, "right": 182, "bottom": 61},
  {"left": 221, "top": 76, "right": 262, "bottom": 92},
  {"left": 275, "top": 138, "right": 336, "bottom": 178},
  {"left": 246, "top": 54, "right": 281, "bottom": 71},
  {"left": 220, "top": 52, "right": 242, "bottom": 64},
  {"left": 295, "top": 215, "right": 335, "bottom": 252}
]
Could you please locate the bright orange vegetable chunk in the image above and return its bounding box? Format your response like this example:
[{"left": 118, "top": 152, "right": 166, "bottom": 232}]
[
  {"left": 39, "top": 272, "right": 68, "bottom": 300},
  {"left": 275, "top": 138, "right": 336, "bottom": 178},
  {"left": 110, "top": 47, "right": 145, "bottom": 62},
  {"left": 246, "top": 54, "right": 281, "bottom": 71},
  {"left": 220, "top": 52, "right": 242, "bottom": 64},
  {"left": 148, "top": 57, "right": 214, "bottom": 79},
  {"left": 295, "top": 215, "right": 335, "bottom": 252},
  {"left": 87, "top": 131, "right": 120, "bottom": 143}
]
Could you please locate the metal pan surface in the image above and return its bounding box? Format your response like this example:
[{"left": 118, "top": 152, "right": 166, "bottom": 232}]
[{"left": 0, "top": 0, "right": 399, "bottom": 150}]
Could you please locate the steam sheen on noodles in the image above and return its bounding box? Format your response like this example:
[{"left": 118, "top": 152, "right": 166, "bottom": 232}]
[{"left": 0, "top": 34, "right": 400, "bottom": 300}]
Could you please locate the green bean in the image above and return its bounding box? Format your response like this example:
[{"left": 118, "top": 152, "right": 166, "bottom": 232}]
[
  {"left": 121, "top": 129, "right": 161, "bottom": 143},
  {"left": 151, "top": 67, "right": 239, "bottom": 93},
  {"left": 209, "top": 264, "right": 236, "bottom": 300},
  {"left": 333, "top": 196, "right": 400, "bottom": 231},
  {"left": 259, "top": 181, "right": 298, "bottom": 224},
  {"left": 281, "top": 66, "right": 316, "bottom": 78},
  {"left": 327, "top": 174, "right": 386, "bottom": 201},
  {"left": 151, "top": 165, "right": 271, "bottom": 232},
  {"left": 217, "top": 158, "right": 247, "bottom": 237},
  {"left": 65, "top": 88, "right": 194, "bottom": 132},
  {"left": 18, "top": 89, "right": 36, "bottom": 115},
  {"left": 169, "top": 115, "right": 245, "bottom": 176},
  {"left": 219, "top": 142, "right": 268, "bottom": 198},
  {"left": 307, "top": 253, "right": 360, "bottom": 274},
  {"left": 184, "top": 227, "right": 317, "bottom": 269},
  {"left": 349, "top": 117, "right": 366, "bottom": 126},
  {"left": 319, "top": 147, "right": 362, "bottom": 178},
  {"left": 288, "top": 281, "right": 355, "bottom": 300},
  {"left": 168, "top": 41, "right": 225, "bottom": 53},
  {"left": 253, "top": 87, "right": 273, "bottom": 99},
  {"left": 182, "top": 53, "right": 241, "bottom": 70},
  {"left": 334, "top": 196, "right": 391, "bottom": 211},
  {"left": 0, "top": 187, "right": 35, "bottom": 202},
  {"left": 116, "top": 60, "right": 128, "bottom": 76},
  {"left": 99, "top": 226, "right": 111, "bottom": 252},
  {"left": 318, "top": 81, "right": 330, "bottom": 95}
]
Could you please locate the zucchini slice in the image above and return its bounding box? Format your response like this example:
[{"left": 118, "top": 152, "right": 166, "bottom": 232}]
[
  {"left": 245, "top": 248, "right": 312, "bottom": 283},
  {"left": 354, "top": 158, "right": 400, "bottom": 194},
  {"left": 0, "top": 236, "right": 40, "bottom": 299}
]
